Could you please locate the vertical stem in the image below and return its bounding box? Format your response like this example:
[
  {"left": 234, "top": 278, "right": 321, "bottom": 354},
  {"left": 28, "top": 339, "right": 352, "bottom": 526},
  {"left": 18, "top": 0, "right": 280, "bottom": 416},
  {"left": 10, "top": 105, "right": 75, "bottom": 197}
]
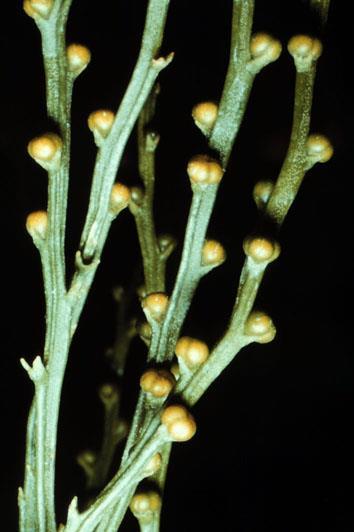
[
  {"left": 153, "top": 185, "right": 218, "bottom": 363},
  {"left": 310, "top": 0, "right": 331, "bottom": 27},
  {"left": 265, "top": 66, "right": 317, "bottom": 226},
  {"left": 209, "top": 0, "right": 255, "bottom": 165},
  {"left": 34, "top": 380, "right": 46, "bottom": 532}
]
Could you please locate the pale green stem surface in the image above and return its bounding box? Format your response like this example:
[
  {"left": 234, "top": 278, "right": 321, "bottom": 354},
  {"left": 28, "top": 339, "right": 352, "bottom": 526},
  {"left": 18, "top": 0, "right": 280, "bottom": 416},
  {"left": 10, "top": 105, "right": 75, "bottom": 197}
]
[
  {"left": 64, "top": 424, "right": 167, "bottom": 532},
  {"left": 80, "top": 0, "right": 172, "bottom": 263},
  {"left": 23, "top": 1, "right": 73, "bottom": 528},
  {"left": 266, "top": 65, "right": 317, "bottom": 226},
  {"left": 153, "top": 184, "right": 218, "bottom": 363},
  {"left": 181, "top": 259, "right": 265, "bottom": 405},
  {"left": 209, "top": 0, "right": 255, "bottom": 166},
  {"left": 95, "top": 486, "right": 137, "bottom": 532}
]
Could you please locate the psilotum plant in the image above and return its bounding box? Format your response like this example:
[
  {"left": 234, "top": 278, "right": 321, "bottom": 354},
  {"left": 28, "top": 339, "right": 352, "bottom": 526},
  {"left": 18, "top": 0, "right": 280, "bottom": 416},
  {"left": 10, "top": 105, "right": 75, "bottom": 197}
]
[{"left": 17, "top": 0, "right": 334, "bottom": 530}]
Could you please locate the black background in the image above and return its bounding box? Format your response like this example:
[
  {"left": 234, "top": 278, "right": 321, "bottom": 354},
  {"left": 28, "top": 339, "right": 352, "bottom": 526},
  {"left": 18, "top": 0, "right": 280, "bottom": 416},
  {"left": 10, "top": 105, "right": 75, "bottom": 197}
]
[{"left": 0, "top": 1, "right": 353, "bottom": 531}]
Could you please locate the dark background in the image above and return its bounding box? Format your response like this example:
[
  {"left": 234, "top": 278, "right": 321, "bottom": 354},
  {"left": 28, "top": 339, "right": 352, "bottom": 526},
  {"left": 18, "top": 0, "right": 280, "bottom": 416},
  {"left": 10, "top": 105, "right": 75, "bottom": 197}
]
[{"left": 0, "top": 1, "right": 353, "bottom": 530}]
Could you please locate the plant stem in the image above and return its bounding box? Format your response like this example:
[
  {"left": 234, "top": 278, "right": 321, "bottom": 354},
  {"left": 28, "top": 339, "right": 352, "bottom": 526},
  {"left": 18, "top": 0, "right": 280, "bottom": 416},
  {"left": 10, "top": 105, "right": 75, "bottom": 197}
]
[
  {"left": 64, "top": 423, "right": 167, "bottom": 532},
  {"left": 152, "top": 184, "right": 218, "bottom": 363},
  {"left": 22, "top": 2, "right": 73, "bottom": 528},
  {"left": 148, "top": 442, "right": 172, "bottom": 531},
  {"left": 180, "top": 259, "right": 266, "bottom": 406},
  {"left": 209, "top": 0, "right": 255, "bottom": 166},
  {"left": 134, "top": 85, "right": 166, "bottom": 293},
  {"left": 19, "top": 406, "right": 36, "bottom": 532},
  {"left": 108, "top": 284, "right": 138, "bottom": 377},
  {"left": 96, "top": 486, "right": 137, "bottom": 532},
  {"left": 265, "top": 66, "right": 317, "bottom": 226},
  {"left": 88, "top": 389, "right": 120, "bottom": 489},
  {"left": 80, "top": 0, "right": 172, "bottom": 263},
  {"left": 310, "top": 0, "right": 331, "bottom": 26}
]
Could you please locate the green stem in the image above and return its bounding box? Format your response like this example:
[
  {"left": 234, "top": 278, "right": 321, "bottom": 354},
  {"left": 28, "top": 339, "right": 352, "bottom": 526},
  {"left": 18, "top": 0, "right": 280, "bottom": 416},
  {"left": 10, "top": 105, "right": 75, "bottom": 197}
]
[
  {"left": 43, "top": 302, "right": 71, "bottom": 530},
  {"left": 89, "top": 391, "right": 120, "bottom": 489},
  {"left": 141, "top": 513, "right": 161, "bottom": 532},
  {"left": 33, "top": 378, "right": 46, "bottom": 532},
  {"left": 19, "top": 405, "right": 36, "bottom": 532},
  {"left": 180, "top": 259, "right": 265, "bottom": 405},
  {"left": 64, "top": 424, "right": 167, "bottom": 532},
  {"left": 148, "top": 442, "right": 172, "bottom": 531},
  {"left": 153, "top": 185, "right": 218, "bottom": 363},
  {"left": 121, "top": 393, "right": 146, "bottom": 464},
  {"left": 22, "top": 2, "right": 74, "bottom": 529},
  {"left": 109, "top": 286, "right": 137, "bottom": 377},
  {"left": 209, "top": 0, "right": 255, "bottom": 166},
  {"left": 265, "top": 66, "right": 317, "bottom": 226},
  {"left": 310, "top": 0, "right": 331, "bottom": 26},
  {"left": 96, "top": 486, "right": 137, "bottom": 532},
  {"left": 135, "top": 86, "right": 165, "bottom": 293},
  {"left": 80, "top": 0, "right": 172, "bottom": 263}
]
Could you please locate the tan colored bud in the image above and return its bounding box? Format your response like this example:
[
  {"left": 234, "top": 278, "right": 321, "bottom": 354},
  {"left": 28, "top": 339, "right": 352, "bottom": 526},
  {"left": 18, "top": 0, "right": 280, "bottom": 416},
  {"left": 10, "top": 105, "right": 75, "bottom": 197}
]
[
  {"left": 76, "top": 449, "right": 96, "bottom": 479},
  {"left": 249, "top": 33, "right": 282, "bottom": 73},
  {"left": 253, "top": 180, "right": 274, "bottom": 209},
  {"left": 201, "top": 239, "right": 226, "bottom": 267},
  {"left": 23, "top": 0, "right": 53, "bottom": 19},
  {"left": 67, "top": 44, "right": 91, "bottom": 75},
  {"left": 77, "top": 449, "right": 96, "bottom": 467},
  {"left": 88, "top": 110, "right": 115, "bottom": 145},
  {"left": 192, "top": 101, "right": 218, "bottom": 135},
  {"left": 26, "top": 211, "right": 48, "bottom": 242},
  {"left": 142, "top": 453, "right": 162, "bottom": 476},
  {"left": 136, "top": 284, "right": 147, "bottom": 300},
  {"left": 243, "top": 236, "right": 280, "bottom": 264},
  {"left": 161, "top": 405, "right": 197, "bottom": 442},
  {"left": 142, "top": 293, "right": 169, "bottom": 322},
  {"left": 137, "top": 320, "right": 152, "bottom": 343},
  {"left": 187, "top": 155, "right": 223, "bottom": 185},
  {"left": 98, "top": 383, "right": 119, "bottom": 407},
  {"left": 244, "top": 311, "right": 276, "bottom": 344},
  {"left": 287, "top": 35, "right": 322, "bottom": 71},
  {"left": 306, "top": 134, "right": 333, "bottom": 164},
  {"left": 175, "top": 337, "right": 209, "bottom": 370},
  {"left": 109, "top": 183, "right": 131, "bottom": 215},
  {"left": 129, "top": 186, "right": 145, "bottom": 211},
  {"left": 27, "top": 133, "right": 62, "bottom": 171},
  {"left": 130, "top": 491, "right": 161, "bottom": 523},
  {"left": 157, "top": 234, "right": 176, "bottom": 259},
  {"left": 140, "top": 369, "right": 175, "bottom": 398}
]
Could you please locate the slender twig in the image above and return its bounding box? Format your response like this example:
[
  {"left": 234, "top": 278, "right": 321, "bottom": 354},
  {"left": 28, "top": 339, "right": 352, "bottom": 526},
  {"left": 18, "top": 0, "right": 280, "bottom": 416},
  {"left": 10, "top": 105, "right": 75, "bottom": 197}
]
[
  {"left": 310, "top": 0, "right": 331, "bottom": 27},
  {"left": 265, "top": 65, "right": 317, "bottom": 226},
  {"left": 87, "top": 384, "right": 122, "bottom": 489},
  {"left": 147, "top": 442, "right": 172, "bottom": 532},
  {"left": 64, "top": 422, "right": 167, "bottom": 532},
  {"left": 108, "top": 284, "right": 139, "bottom": 377},
  {"left": 208, "top": 0, "right": 255, "bottom": 165},
  {"left": 132, "top": 84, "right": 167, "bottom": 293},
  {"left": 22, "top": 1, "right": 74, "bottom": 528},
  {"left": 180, "top": 259, "right": 265, "bottom": 406},
  {"left": 79, "top": 0, "right": 172, "bottom": 263},
  {"left": 96, "top": 486, "right": 137, "bottom": 532},
  {"left": 153, "top": 184, "right": 219, "bottom": 363}
]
